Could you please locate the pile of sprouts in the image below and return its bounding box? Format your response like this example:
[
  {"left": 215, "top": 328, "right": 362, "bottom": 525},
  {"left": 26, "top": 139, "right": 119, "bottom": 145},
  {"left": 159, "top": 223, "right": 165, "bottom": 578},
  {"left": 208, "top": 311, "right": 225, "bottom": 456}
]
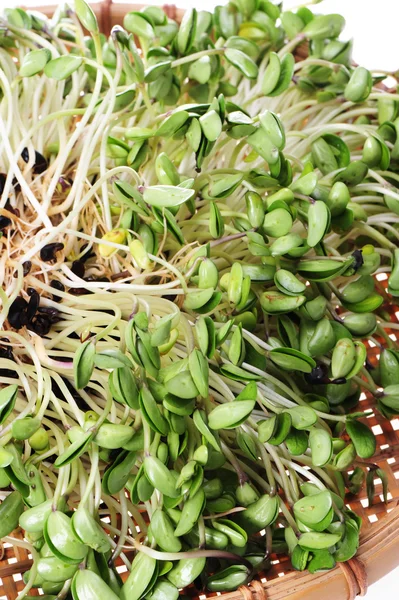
[{"left": 0, "top": 1, "right": 399, "bottom": 599}]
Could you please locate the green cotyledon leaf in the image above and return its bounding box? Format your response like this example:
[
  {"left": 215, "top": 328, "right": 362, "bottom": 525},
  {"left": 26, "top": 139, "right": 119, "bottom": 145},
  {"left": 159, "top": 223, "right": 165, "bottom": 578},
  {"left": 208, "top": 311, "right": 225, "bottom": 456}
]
[
  {"left": 74, "top": 340, "right": 95, "bottom": 390},
  {"left": 72, "top": 507, "right": 111, "bottom": 553},
  {"left": 44, "top": 511, "right": 88, "bottom": 564},
  {"left": 345, "top": 420, "right": 376, "bottom": 459},
  {"left": 206, "top": 565, "right": 250, "bottom": 592},
  {"left": 174, "top": 489, "right": 205, "bottom": 536},
  {"left": 142, "top": 185, "right": 195, "bottom": 208},
  {"left": 208, "top": 400, "right": 255, "bottom": 430},
  {"left": 120, "top": 552, "right": 158, "bottom": 600},
  {"left": 144, "top": 455, "right": 180, "bottom": 498},
  {"left": 225, "top": 48, "right": 258, "bottom": 79},
  {"left": 72, "top": 569, "right": 120, "bottom": 600},
  {"left": 0, "top": 384, "right": 18, "bottom": 425},
  {"left": 0, "top": 491, "right": 24, "bottom": 538},
  {"left": 20, "top": 48, "right": 51, "bottom": 77},
  {"left": 294, "top": 491, "right": 332, "bottom": 528},
  {"left": 75, "top": 0, "right": 98, "bottom": 32},
  {"left": 309, "top": 428, "right": 333, "bottom": 467},
  {"left": 150, "top": 509, "right": 182, "bottom": 552},
  {"left": 44, "top": 55, "right": 82, "bottom": 80}
]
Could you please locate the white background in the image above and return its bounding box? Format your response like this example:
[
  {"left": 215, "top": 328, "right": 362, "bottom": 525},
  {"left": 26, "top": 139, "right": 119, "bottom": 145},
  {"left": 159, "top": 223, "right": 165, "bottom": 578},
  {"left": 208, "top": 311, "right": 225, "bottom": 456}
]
[
  {"left": 3, "top": 0, "right": 399, "bottom": 597},
  {"left": 7, "top": 0, "right": 399, "bottom": 74},
  {"left": 7, "top": 0, "right": 399, "bottom": 73}
]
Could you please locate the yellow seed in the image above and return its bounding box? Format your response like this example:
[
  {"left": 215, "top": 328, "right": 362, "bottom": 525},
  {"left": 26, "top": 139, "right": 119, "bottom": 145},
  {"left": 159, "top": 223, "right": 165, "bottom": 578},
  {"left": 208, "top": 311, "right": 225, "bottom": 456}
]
[
  {"left": 362, "top": 244, "right": 374, "bottom": 255},
  {"left": 219, "top": 273, "right": 230, "bottom": 291},
  {"left": 129, "top": 239, "right": 151, "bottom": 269},
  {"left": 29, "top": 428, "right": 49, "bottom": 451},
  {"left": 244, "top": 148, "right": 259, "bottom": 163},
  {"left": 99, "top": 229, "right": 126, "bottom": 258},
  {"left": 159, "top": 328, "right": 179, "bottom": 354}
]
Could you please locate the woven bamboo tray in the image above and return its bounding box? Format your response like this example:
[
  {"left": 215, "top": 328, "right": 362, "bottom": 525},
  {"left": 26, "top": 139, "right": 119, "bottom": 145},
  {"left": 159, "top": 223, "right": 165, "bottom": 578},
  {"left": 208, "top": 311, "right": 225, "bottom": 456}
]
[{"left": 1, "top": 2, "right": 399, "bottom": 598}]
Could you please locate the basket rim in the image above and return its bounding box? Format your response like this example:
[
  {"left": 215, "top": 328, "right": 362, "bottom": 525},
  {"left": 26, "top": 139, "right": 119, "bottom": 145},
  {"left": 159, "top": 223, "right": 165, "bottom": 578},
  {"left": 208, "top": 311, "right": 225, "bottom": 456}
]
[{"left": 2, "top": 505, "right": 399, "bottom": 599}]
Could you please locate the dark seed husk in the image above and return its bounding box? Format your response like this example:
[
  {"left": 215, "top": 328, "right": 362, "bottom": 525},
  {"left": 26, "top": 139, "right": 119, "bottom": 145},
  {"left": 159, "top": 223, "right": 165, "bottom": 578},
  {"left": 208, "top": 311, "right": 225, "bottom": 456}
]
[
  {"left": 23, "top": 261, "right": 32, "bottom": 276},
  {"left": 304, "top": 364, "right": 329, "bottom": 385},
  {"left": 0, "top": 216, "right": 11, "bottom": 229},
  {"left": 27, "top": 315, "right": 52, "bottom": 336},
  {"left": 21, "top": 148, "right": 48, "bottom": 174},
  {"left": 40, "top": 243, "right": 64, "bottom": 262},
  {"left": 71, "top": 260, "right": 85, "bottom": 278},
  {"left": 0, "top": 343, "right": 17, "bottom": 378},
  {"left": 37, "top": 307, "right": 61, "bottom": 323},
  {"left": 50, "top": 280, "right": 65, "bottom": 300},
  {"left": 26, "top": 289, "right": 40, "bottom": 321},
  {"left": 351, "top": 249, "right": 364, "bottom": 271},
  {"left": 8, "top": 297, "right": 29, "bottom": 329},
  {"left": 0, "top": 173, "right": 6, "bottom": 195}
]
